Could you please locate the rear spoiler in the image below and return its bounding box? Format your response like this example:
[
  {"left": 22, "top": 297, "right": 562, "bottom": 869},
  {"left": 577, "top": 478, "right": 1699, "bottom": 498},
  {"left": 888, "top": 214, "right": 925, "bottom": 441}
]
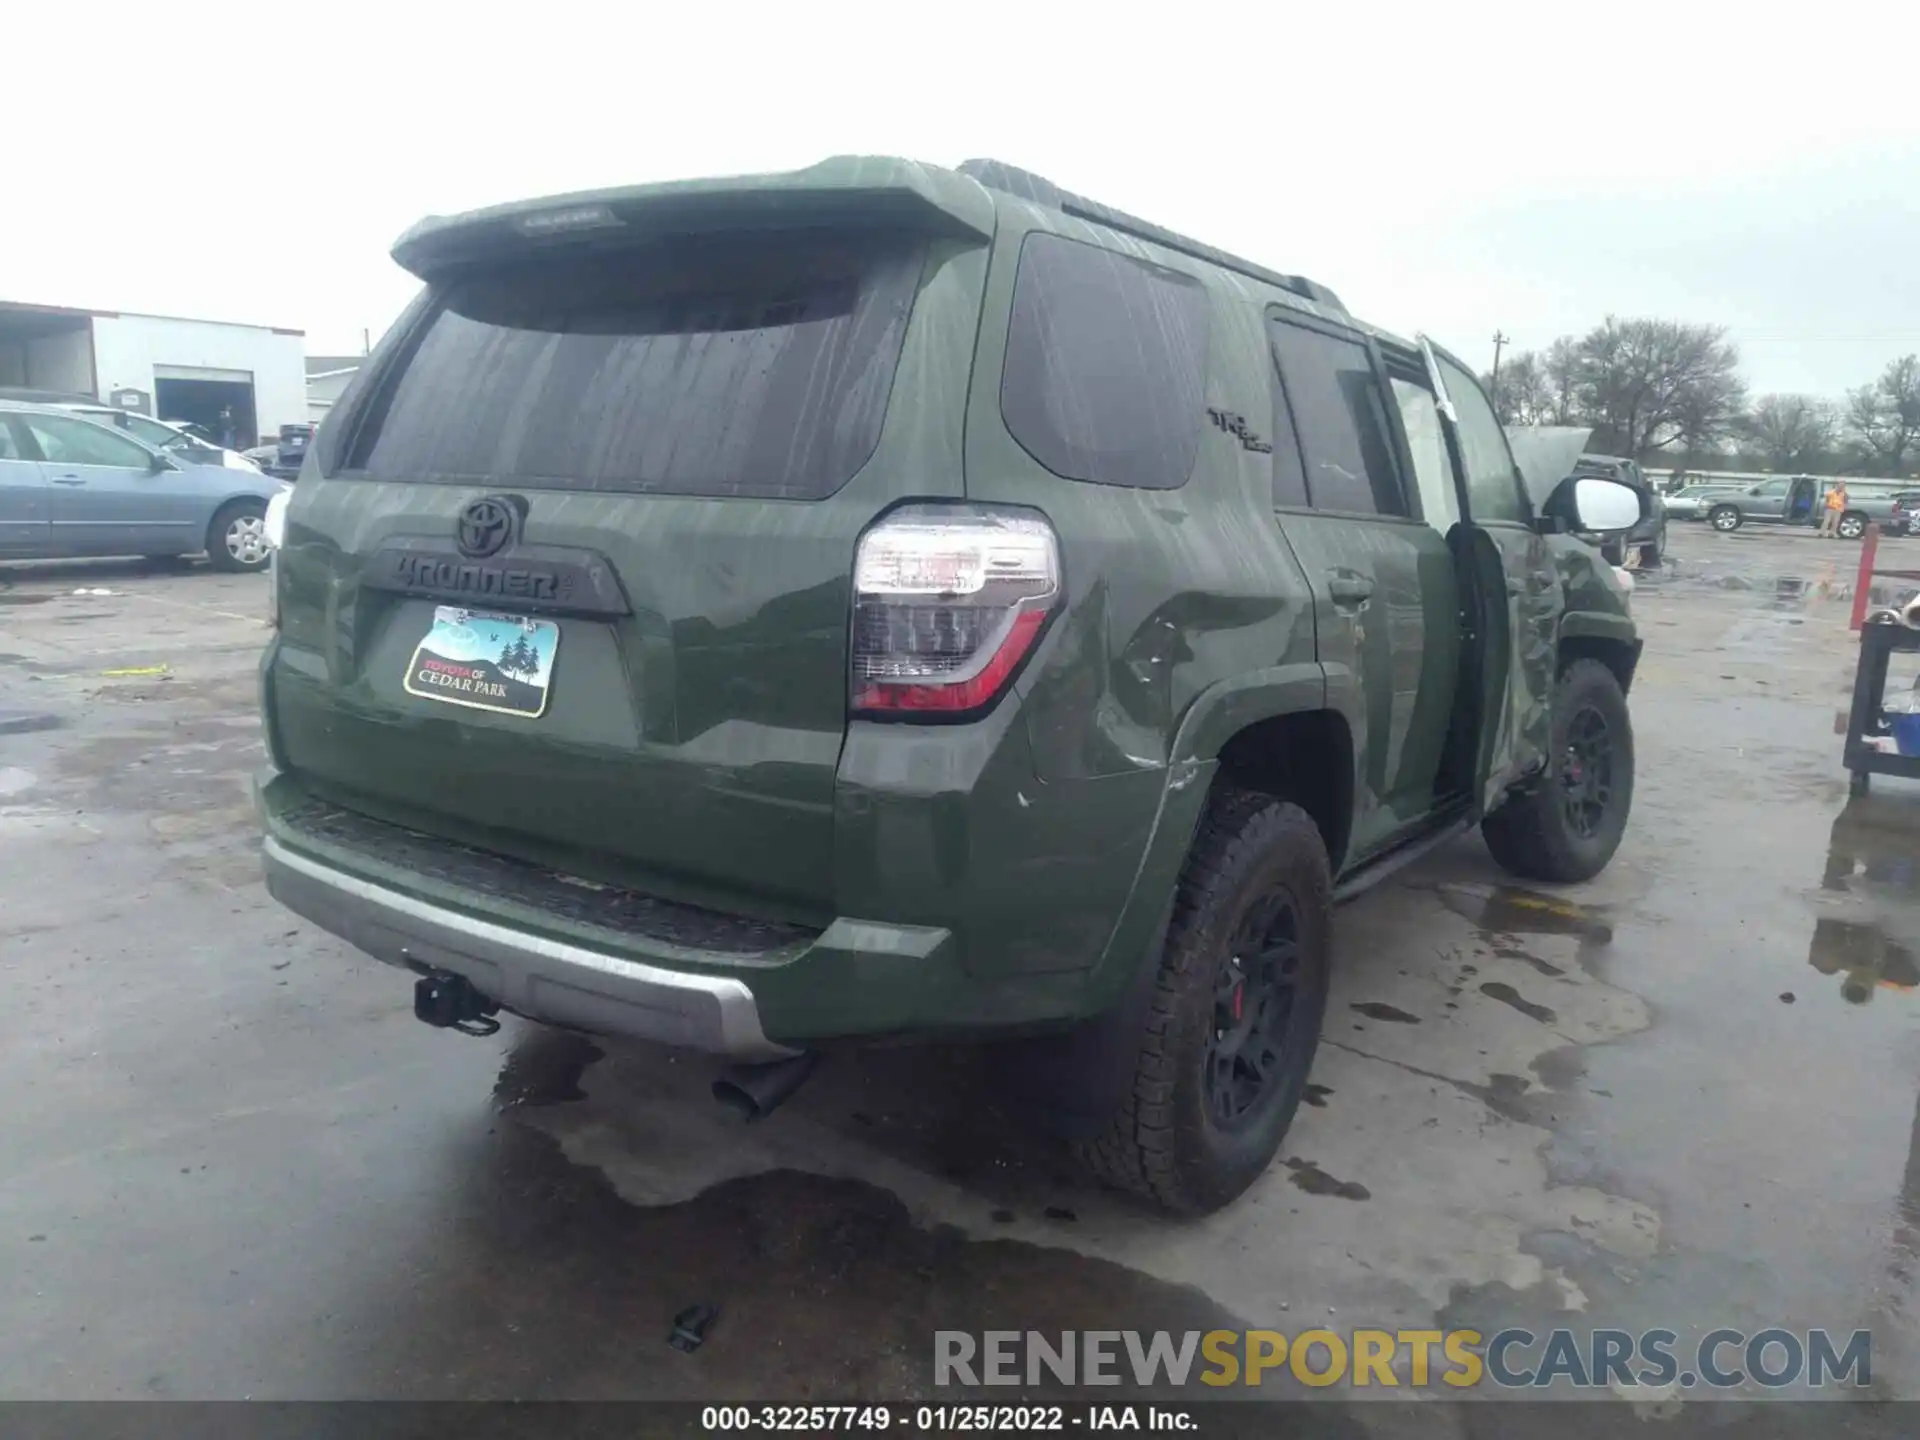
[{"left": 392, "top": 156, "right": 998, "bottom": 281}]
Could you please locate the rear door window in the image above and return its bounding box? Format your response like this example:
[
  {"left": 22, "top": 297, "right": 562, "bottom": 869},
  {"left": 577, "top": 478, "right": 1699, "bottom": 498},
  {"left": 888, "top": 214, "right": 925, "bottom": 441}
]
[
  {"left": 1000, "top": 233, "right": 1210, "bottom": 490},
  {"left": 22, "top": 414, "right": 150, "bottom": 469},
  {"left": 1267, "top": 315, "right": 1407, "bottom": 517},
  {"left": 348, "top": 233, "right": 926, "bottom": 499}
]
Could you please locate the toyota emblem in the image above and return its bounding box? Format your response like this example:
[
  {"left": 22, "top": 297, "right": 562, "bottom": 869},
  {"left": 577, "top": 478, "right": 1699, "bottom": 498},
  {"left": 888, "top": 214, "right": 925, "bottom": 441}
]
[{"left": 456, "top": 498, "right": 516, "bottom": 559}]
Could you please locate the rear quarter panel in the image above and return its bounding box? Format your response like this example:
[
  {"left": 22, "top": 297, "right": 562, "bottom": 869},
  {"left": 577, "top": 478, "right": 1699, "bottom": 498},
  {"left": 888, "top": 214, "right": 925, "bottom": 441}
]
[{"left": 950, "top": 207, "right": 1322, "bottom": 999}]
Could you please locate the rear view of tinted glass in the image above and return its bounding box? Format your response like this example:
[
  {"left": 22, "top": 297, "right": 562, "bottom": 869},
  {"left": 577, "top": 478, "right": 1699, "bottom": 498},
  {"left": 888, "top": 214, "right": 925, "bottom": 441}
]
[
  {"left": 349, "top": 233, "right": 926, "bottom": 499},
  {"left": 1268, "top": 316, "right": 1406, "bottom": 517},
  {"left": 1001, "top": 233, "right": 1209, "bottom": 490}
]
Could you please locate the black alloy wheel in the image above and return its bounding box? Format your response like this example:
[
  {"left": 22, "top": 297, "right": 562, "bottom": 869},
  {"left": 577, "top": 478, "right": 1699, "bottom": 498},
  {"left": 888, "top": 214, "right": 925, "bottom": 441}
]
[{"left": 1205, "top": 890, "right": 1303, "bottom": 1129}]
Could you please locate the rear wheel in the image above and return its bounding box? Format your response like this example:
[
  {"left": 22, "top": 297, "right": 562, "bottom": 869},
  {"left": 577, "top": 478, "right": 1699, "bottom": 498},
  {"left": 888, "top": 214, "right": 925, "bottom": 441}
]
[
  {"left": 206, "top": 499, "right": 270, "bottom": 573},
  {"left": 1637, "top": 525, "right": 1666, "bottom": 568},
  {"left": 1837, "top": 512, "right": 1868, "bottom": 540},
  {"left": 1076, "top": 790, "right": 1332, "bottom": 1215},
  {"left": 1709, "top": 505, "right": 1742, "bottom": 533},
  {"left": 1482, "top": 659, "right": 1635, "bottom": 884}
]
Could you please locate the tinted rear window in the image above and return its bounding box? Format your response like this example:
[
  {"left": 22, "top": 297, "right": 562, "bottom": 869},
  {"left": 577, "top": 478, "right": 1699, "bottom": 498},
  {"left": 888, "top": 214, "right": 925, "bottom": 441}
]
[
  {"left": 348, "top": 233, "right": 925, "bottom": 499},
  {"left": 1267, "top": 316, "right": 1407, "bottom": 517},
  {"left": 1000, "top": 233, "right": 1210, "bottom": 490}
]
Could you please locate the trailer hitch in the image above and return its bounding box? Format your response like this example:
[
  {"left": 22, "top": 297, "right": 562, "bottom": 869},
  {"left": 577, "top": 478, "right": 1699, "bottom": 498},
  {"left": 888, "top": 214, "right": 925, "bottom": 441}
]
[{"left": 413, "top": 972, "right": 501, "bottom": 1036}]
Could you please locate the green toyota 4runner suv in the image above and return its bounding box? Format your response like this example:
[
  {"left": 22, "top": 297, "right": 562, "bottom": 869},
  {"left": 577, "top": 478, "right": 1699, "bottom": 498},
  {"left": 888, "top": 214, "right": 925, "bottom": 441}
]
[{"left": 257, "top": 157, "right": 1646, "bottom": 1214}]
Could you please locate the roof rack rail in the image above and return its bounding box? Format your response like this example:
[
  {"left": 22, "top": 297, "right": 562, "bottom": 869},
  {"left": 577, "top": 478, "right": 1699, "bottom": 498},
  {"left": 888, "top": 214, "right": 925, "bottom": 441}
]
[{"left": 956, "top": 158, "right": 1346, "bottom": 314}]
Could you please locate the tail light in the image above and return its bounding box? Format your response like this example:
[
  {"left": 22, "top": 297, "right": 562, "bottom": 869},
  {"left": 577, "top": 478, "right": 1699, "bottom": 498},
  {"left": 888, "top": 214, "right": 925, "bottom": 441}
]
[{"left": 851, "top": 505, "right": 1060, "bottom": 719}]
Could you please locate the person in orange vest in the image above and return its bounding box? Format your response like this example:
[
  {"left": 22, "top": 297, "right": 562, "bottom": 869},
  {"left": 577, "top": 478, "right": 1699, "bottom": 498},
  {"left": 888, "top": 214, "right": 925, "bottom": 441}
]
[{"left": 1819, "top": 480, "right": 1849, "bottom": 538}]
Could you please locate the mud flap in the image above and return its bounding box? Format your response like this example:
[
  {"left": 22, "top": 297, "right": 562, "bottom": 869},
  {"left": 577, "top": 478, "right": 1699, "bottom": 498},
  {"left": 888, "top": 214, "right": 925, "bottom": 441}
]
[{"left": 991, "top": 896, "right": 1176, "bottom": 1141}]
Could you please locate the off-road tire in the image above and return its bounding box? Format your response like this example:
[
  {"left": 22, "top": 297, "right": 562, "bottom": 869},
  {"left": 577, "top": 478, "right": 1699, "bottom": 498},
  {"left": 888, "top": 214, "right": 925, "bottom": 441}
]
[
  {"left": 1482, "top": 659, "right": 1635, "bottom": 884},
  {"left": 1709, "top": 505, "right": 1742, "bottom": 533},
  {"left": 1075, "top": 790, "right": 1331, "bottom": 1215}
]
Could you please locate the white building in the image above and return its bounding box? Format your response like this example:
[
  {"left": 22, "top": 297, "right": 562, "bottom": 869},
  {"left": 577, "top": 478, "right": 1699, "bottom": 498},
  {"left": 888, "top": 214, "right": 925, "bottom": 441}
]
[
  {"left": 0, "top": 300, "right": 307, "bottom": 449},
  {"left": 306, "top": 355, "right": 365, "bottom": 424}
]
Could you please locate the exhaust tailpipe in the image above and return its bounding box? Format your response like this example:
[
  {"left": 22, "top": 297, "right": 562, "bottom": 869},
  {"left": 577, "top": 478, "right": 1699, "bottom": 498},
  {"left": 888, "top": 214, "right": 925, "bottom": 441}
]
[{"left": 712, "top": 1052, "right": 820, "bottom": 1121}]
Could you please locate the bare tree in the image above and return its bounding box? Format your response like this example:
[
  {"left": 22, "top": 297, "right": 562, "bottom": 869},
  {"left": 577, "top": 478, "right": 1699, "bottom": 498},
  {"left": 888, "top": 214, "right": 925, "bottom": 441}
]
[
  {"left": 1572, "top": 317, "right": 1746, "bottom": 460},
  {"left": 1542, "top": 337, "right": 1582, "bottom": 426},
  {"left": 1744, "top": 395, "right": 1838, "bottom": 471},
  {"left": 1484, "top": 351, "right": 1554, "bottom": 426},
  {"left": 1844, "top": 355, "right": 1920, "bottom": 475}
]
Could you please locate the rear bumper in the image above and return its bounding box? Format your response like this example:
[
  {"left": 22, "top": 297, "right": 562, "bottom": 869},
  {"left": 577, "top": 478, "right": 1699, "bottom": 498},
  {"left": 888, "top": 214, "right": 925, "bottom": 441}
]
[
  {"left": 264, "top": 835, "right": 798, "bottom": 1060},
  {"left": 254, "top": 745, "right": 1201, "bottom": 1052}
]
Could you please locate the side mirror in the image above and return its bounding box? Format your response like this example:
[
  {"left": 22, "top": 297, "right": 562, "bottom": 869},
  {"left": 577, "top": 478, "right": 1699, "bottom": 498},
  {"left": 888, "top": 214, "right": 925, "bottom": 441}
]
[
  {"left": 1544, "top": 475, "right": 1645, "bottom": 535},
  {"left": 147, "top": 451, "right": 177, "bottom": 474}
]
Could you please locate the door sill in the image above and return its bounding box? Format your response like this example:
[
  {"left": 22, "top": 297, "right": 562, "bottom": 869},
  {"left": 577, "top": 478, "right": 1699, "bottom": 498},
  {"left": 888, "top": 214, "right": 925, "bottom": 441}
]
[{"left": 1332, "top": 803, "right": 1473, "bottom": 905}]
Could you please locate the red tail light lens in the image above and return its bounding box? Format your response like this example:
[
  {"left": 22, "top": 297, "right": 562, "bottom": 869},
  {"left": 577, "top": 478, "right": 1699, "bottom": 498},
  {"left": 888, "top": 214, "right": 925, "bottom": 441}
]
[{"left": 851, "top": 506, "right": 1060, "bottom": 719}]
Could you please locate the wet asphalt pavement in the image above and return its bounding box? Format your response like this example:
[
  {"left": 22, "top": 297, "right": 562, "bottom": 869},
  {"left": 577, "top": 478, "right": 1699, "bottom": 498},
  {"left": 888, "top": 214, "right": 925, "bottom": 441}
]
[{"left": 3, "top": 525, "right": 1920, "bottom": 1426}]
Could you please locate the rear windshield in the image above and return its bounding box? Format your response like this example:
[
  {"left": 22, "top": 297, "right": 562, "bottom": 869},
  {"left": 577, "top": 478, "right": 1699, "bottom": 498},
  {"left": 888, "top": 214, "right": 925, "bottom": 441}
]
[{"left": 348, "top": 233, "right": 926, "bottom": 499}]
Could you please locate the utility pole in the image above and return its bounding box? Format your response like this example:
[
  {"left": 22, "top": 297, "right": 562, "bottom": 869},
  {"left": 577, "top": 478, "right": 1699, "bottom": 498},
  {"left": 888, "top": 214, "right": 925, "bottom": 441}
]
[{"left": 1490, "top": 330, "right": 1510, "bottom": 411}]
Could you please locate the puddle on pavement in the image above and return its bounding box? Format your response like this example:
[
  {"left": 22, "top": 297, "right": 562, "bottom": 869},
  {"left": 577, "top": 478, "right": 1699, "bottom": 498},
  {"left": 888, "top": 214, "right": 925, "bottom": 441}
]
[
  {"left": 1652, "top": 563, "right": 1883, "bottom": 612},
  {"left": 1284, "top": 1157, "right": 1370, "bottom": 1200},
  {"left": 1479, "top": 981, "right": 1557, "bottom": 1024},
  {"left": 492, "top": 1030, "right": 602, "bottom": 1107},
  {"left": 452, "top": 1027, "right": 1275, "bottom": 1402},
  {"left": 1436, "top": 883, "right": 1615, "bottom": 946},
  {"left": 1813, "top": 793, "right": 1920, "bottom": 1005},
  {"left": 1770, "top": 575, "right": 1811, "bottom": 610}
]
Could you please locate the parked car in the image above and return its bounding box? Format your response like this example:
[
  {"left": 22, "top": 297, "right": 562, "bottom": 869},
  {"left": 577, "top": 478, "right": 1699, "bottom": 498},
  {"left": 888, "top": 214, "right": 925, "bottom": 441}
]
[
  {"left": 1573, "top": 454, "right": 1666, "bottom": 565},
  {"left": 256, "top": 156, "right": 1646, "bottom": 1215},
  {"left": 0, "top": 400, "right": 288, "bottom": 571},
  {"left": 1887, "top": 492, "right": 1920, "bottom": 537},
  {"left": 261, "top": 423, "right": 315, "bottom": 480},
  {"left": 1706, "top": 477, "right": 1907, "bottom": 539},
  {"left": 1664, "top": 482, "right": 1744, "bottom": 521},
  {"left": 49, "top": 402, "right": 263, "bottom": 474}
]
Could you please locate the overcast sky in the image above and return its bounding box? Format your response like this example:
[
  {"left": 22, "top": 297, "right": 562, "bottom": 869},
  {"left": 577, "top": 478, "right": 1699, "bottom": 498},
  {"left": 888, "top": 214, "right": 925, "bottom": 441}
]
[{"left": 9, "top": 1, "right": 1917, "bottom": 396}]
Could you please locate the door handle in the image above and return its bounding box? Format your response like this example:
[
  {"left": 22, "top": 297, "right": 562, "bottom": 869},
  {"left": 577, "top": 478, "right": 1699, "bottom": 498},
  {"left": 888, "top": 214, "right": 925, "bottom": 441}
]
[
  {"left": 51, "top": 475, "right": 86, "bottom": 486},
  {"left": 1326, "top": 572, "right": 1374, "bottom": 606}
]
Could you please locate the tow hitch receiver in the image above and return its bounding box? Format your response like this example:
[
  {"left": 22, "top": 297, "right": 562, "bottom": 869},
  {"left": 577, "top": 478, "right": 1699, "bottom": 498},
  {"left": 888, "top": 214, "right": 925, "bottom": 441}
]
[{"left": 413, "top": 972, "right": 501, "bottom": 1036}]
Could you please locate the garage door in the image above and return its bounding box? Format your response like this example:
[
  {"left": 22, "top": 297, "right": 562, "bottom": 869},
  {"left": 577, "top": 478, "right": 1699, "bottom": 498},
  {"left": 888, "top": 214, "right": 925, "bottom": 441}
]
[{"left": 154, "top": 367, "right": 258, "bottom": 448}]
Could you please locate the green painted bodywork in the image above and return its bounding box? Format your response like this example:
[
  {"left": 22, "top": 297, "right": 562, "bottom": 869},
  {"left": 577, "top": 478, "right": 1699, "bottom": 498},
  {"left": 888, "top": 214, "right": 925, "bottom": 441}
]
[{"left": 258, "top": 155, "right": 1638, "bottom": 1046}]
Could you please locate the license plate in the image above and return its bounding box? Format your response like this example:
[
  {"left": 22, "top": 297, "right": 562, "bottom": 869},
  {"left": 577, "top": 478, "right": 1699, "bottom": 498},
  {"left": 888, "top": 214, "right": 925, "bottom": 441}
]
[{"left": 403, "top": 606, "right": 558, "bottom": 719}]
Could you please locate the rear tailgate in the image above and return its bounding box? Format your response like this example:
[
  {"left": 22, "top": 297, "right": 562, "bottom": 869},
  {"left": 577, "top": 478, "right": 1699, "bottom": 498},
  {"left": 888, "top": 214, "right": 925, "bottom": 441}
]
[{"left": 268, "top": 163, "right": 994, "bottom": 924}]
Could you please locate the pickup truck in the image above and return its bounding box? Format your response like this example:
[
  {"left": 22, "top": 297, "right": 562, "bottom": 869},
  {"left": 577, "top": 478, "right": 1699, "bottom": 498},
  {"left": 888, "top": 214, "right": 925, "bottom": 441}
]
[{"left": 1705, "top": 478, "right": 1909, "bottom": 540}]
